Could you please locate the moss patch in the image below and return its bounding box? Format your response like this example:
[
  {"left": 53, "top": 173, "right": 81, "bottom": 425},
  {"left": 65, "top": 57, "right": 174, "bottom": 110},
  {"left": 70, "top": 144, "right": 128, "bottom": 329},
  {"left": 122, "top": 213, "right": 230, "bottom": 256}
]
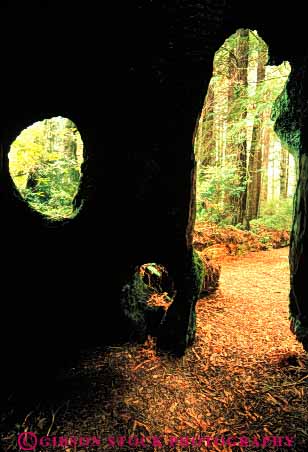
[
  {"left": 272, "top": 87, "right": 301, "bottom": 160},
  {"left": 290, "top": 315, "right": 308, "bottom": 351},
  {"left": 120, "top": 272, "right": 165, "bottom": 342},
  {"left": 156, "top": 248, "right": 206, "bottom": 354},
  {"left": 191, "top": 248, "right": 206, "bottom": 299}
]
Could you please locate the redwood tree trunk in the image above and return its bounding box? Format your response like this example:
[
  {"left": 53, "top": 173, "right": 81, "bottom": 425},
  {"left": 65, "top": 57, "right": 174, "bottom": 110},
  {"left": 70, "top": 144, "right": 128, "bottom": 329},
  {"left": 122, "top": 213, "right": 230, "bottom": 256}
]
[
  {"left": 245, "top": 43, "right": 267, "bottom": 226},
  {"left": 280, "top": 147, "right": 289, "bottom": 198},
  {"left": 236, "top": 29, "right": 249, "bottom": 225},
  {"left": 260, "top": 112, "right": 270, "bottom": 206}
]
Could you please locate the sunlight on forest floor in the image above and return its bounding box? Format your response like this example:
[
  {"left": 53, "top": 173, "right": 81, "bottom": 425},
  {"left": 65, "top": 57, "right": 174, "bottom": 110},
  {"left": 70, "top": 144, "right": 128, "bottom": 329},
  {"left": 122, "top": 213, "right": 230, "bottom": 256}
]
[{"left": 3, "top": 248, "right": 307, "bottom": 452}]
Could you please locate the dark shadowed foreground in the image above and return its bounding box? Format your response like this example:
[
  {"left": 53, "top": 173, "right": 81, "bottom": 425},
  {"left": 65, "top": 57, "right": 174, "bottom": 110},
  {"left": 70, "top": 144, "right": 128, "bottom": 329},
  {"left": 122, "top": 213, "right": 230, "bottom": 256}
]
[{"left": 1, "top": 248, "right": 307, "bottom": 452}]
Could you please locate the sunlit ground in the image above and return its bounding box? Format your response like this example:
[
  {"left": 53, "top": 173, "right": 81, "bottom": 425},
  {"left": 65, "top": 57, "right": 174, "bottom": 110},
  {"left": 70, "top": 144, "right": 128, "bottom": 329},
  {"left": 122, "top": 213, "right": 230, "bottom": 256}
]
[{"left": 3, "top": 248, "right": 307, "bottom": 452}]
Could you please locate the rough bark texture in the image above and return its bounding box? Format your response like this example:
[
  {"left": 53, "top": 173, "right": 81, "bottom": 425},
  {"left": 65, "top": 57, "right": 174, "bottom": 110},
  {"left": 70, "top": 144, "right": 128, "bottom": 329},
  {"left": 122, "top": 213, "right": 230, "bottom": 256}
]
[
  {"left": 198, "top": 83, "right": 215, "bottom": 167},
  {"left": 0, "top": 1, "right": 307, "bottom": 400},
  {"left": 260, "top": 112, "right": 271, "bottom": 204},
  {"left": 280, "top": 147, "right": 289, "bottom": 198},
  {"left": 246, "top": 53, "right": 266, "bottom": 225},
  {"left": 234, "top": 29, "right": 250, "bottom": 226},
  {"left": 272, "top": 57, "right": 308, "bottom": 351}
]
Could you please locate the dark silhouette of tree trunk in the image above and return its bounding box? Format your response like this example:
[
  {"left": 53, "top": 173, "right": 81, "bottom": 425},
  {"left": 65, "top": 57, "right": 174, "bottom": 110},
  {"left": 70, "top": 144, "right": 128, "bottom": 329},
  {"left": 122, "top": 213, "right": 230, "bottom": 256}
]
[
  {"left": 26, "top": 170, "right": 39, "bottom": 190},
  {"left": 26, "top": 166, "right": 50, "bottom": 202}
]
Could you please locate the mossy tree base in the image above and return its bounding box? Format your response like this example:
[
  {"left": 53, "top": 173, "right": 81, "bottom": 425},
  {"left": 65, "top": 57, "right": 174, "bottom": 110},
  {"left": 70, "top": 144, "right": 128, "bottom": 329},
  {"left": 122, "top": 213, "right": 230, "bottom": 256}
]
[
  {"left": 290, "top": 315, "right": 308, "bottom": 352},
  {"left": 120, "top": 272, "right": 166, "bottom": 343},
  {"left": 156, "top": 249, "right": 205, "bottom": 356}
]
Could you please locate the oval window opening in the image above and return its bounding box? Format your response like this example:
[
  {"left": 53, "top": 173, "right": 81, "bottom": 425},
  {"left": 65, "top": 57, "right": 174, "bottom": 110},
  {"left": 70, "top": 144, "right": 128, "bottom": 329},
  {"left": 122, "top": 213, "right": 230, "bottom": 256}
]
[{"left": 8, "top": 116, "right": 84, "bottom": 220}]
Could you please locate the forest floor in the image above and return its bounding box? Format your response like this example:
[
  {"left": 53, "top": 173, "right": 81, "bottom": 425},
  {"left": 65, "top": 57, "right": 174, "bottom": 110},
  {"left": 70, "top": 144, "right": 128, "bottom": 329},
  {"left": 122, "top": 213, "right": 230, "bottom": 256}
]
[
  {"left": 193, "top": 221, "right": 290, "bottom": 258},
  {"left": 2, "top": 248, "right": 308, "bottom": 452}
]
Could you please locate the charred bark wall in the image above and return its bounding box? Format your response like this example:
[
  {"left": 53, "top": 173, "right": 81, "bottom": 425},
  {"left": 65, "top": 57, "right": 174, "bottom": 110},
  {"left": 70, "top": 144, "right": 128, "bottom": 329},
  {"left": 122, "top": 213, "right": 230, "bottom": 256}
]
[
  {"left": 273, "top": 57, "right": 308, "bottom": 351},
  {"left": 0, "top": 1, "right": 307, "bottom": 397}
]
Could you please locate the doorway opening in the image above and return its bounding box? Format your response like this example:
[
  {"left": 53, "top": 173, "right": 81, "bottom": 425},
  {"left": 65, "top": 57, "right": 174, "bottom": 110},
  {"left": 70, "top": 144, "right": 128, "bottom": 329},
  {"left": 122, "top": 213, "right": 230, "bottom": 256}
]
[
  {"left": 193, "top": 29, "right": 295, "bottom": 260},
  {"left": 8, "top": 116, "right": 84, "bottom": 220}
]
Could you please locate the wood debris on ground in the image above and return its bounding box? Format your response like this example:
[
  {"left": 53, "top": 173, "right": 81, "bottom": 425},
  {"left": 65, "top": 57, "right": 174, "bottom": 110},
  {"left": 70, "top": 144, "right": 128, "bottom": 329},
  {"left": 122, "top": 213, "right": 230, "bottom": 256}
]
[
  {"left": 193, "top": 221, "right": 290, "bottom": 259},
  {"left": 1, "top": 248, "right": 307, "bottom": 452}
]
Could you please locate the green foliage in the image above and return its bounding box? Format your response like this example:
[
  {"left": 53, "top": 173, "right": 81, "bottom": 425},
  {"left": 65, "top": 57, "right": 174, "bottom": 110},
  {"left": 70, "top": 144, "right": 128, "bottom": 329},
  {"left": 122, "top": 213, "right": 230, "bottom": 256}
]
[
  {"left": 144, "top": 264, "right": 162, "bottom": 278},
  {"left": 196, "top": 160, "right": 247, "bottom": 225},
  {"left": 9, "top": 117, "right": 83, "bottom": 219},
  {"left": 250, "top": 198, "right": 294, "bottom": 231},
  {"left": 271, "top": 79, "right": 301, "bottom": 162},
  {"left": 195, "top": 29, "right": 294, "bottom": 230}
]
